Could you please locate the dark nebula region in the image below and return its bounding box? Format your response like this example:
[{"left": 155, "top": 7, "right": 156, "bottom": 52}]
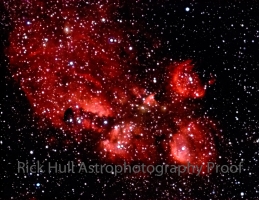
[{"left": 1, "top": 0, "right": 259, "bottom": 199}]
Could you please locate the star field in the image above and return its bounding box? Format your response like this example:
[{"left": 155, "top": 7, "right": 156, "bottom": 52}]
[{"left": 1, "top": 0, "right": 259, "bottom": 199}]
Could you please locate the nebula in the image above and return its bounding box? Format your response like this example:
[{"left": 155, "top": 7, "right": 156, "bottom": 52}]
[
  {"left": 169, "top": 119, "right": 217, "bottom": 174},
  {"left": 168, "top": 60, "right": 206, "bottom": 98},
  {"left": 6, "top": 0, "right": 218, "bottom": 176}
]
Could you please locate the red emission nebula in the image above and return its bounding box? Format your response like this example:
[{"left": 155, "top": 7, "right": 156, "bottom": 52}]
[{"left": 6, "top": 1, "right": 219, "bottom": 175}]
